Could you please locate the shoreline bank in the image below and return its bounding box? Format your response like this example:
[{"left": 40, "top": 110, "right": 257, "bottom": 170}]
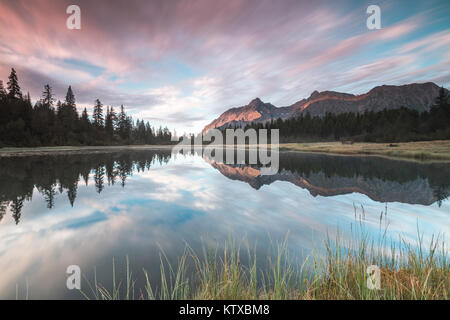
[
  {"left": 1, "top": 140, "right": 450, "bottom": 162},
  {"left": 279, "top": 140, "right": 450, "bottom": 162},
  {"left": 0, "top": 145, "right": 175, "bottom": 157}
]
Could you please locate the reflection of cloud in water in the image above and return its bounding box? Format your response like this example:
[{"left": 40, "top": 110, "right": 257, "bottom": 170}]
[{"left": 0, "top": 151, "right": 448, "bottom": 298}]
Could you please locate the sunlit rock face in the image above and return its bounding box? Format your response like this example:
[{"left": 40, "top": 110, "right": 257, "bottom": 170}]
[
  {"left": 202, "top": 82, "right": 445, "bottom": 133},
  {"left": 202, "top": 98, "right": 282, "bottom": 134}
]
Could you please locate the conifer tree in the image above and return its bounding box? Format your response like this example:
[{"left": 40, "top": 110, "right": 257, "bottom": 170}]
[
  {"left": 0, "top": 80, "right": 6, "bottom": 99},
  {"left": 105, "top": 106, "right": 113, "bottom": 138},
  {"left": 93, "top": 99, "right": 104, "bottom": 128},
  {"left": 7, "top": 68, "right": 22, "bottom": 99},
  {"left": 63, "top": 86, "right": 78, "bottom": 120},
  {"left": 110, "top": 106, "right": 117, "bottom": 130},
  {"left": 65, "top": 86, "right": 76, "bottom": 109},
  {"left": 105, "top": 106, "right": 118, "bottom": 140},
  {"left": 118, "top": 104, "right": 129, "bottom": 140},
  {"left": 80, "top": 108, "right": 91, "bottom": 131},
  {"left": 81, "top": 108, "right": 90, "bottom": 123},
  {"left": 432, "top": 87, "right": 449, "bottom": 109},
  {"left": 42, "top": 84, "right": 54, "bottom": 107},
  {"left": 0, "top": 66, "right": 178, "bottom": 147}
]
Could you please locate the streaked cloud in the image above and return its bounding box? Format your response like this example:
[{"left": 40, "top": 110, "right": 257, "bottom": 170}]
[{"left": 0, "top": 0, "right": 449, "bottom": 133}]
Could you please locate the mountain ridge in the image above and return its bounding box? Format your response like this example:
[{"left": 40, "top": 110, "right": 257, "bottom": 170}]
[{"left": 202, "top": 82, "right": 445, "bottom": 134}]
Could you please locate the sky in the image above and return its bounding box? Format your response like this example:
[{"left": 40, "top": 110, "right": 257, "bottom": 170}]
[{"left": 0, "top": 0, "right": 449, "bottom": 134}]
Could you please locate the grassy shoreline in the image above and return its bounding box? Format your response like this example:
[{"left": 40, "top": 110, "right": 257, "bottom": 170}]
[
  {"left": 0, "top": 145, "right": 175, "bottom": 157},
  {"left": 1, "top": 140, "right": 450, "bottom": 161},
  {"left": 80, "top": 233, "right": 449, "bottom": 300},
  {"left": 279, "top": 140, "right": 450, "bottom": 162}
]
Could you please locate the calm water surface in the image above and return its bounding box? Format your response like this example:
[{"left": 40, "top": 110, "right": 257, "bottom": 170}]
[{"left": 0, "top": 149, "right": 449, "bottom": 299}]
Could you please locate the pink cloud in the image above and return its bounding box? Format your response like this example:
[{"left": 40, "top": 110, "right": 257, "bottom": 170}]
[{"left": 0, "top": 0, "right": 448, "bottom": 134}]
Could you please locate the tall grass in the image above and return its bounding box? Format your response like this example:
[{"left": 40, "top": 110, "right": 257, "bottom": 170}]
[{"left": 80, "top": 231, "right": 449, "bottom": 300}]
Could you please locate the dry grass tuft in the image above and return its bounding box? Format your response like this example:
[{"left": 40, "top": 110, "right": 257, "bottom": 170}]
[{"left": 80, "top": 230, "right": 449, "bottom": 300}]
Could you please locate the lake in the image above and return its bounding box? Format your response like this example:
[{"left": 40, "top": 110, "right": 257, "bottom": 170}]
[{"left": 0, "top": 149, "right": 449, "bottom": 299}]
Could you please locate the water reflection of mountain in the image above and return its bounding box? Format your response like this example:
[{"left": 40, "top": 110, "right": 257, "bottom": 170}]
[
  {"left": 1, "top": 149, "right": 449, "bottom": 225},
  {"left": 0, "top": 150, "right": 171, "bottom": 224},
  {"left": 205, "top": 152, "right": 450, "bottom": 206}
]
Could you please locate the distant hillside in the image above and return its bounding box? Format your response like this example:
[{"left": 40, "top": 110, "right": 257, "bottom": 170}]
[{"left": 203, "top": 82, "right": 444, "bottom": 133}]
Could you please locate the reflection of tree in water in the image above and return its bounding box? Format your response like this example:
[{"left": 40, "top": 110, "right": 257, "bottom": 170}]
[
  {"left": 0, "top": 150, "right": 171, "bottom": 225},
  {"left": 94, "top": 166, "right": 105, "bottom": 194},
  {"left": 433, "top": 186, "right": 450, "bottom": 208},
  {"left": 1, "top": 149, "right": 448, "bottom": 225},
  {"left": 0, "top": 201, "right": 8, "bottom": 222},
  {"left": 11, "top": 196, "right": 24, "bottom": 224},
  {"left": 42, "top": 185, "right": 57, "bottom": 209},
  {"left": 281, "top": 153, "right": 450, "bottom": 206},
  {"left": 277, "top": 152, "right": 450, "bottom": 187},
  {"left": 205, "top": 150, "right": 450, "bottom": 206}
]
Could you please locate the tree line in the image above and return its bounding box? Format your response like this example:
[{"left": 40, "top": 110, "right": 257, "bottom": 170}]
[
  {"left": 0, "top": 68, "right": 173, "bottom": 147},
  {"left": 242, "top": 87, "right": 450, "bottom": 143},
  {"left": 0, "top": 150, "right": 171, "bottom": 224}
]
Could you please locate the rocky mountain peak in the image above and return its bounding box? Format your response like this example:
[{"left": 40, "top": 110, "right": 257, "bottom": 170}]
[
  {"left": 309, "top": 90, "right": 321, "bottom": 99},
  {"left": 249, "top": 97, "right": 263, "bottom": 107},
  {"left": 202, "top": 82, "right": 446, "bottom": 133}
]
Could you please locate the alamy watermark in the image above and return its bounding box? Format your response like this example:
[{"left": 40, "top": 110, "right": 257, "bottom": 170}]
[
  {"left": 172, "top": 128, "right": 280, "bottom": 176},
  {"left": 66, "top": 265, "right": 81, "bottom": 290},
  {"left": 366, "top": 265, "right": 381, "bottom": 290},
  {"left": 367, "top": 5, "right": 381, "bottom": 30},
  {"left": 66, "top": 4, "right": 382, "bottom": 31},
  {"left": 66, "top": 5, "right": 81, "bottom": 30}
]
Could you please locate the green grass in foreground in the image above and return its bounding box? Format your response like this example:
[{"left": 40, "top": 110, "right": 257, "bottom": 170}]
[{"left": 80, "top": 231, "right": 449, "bottom": 300}]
